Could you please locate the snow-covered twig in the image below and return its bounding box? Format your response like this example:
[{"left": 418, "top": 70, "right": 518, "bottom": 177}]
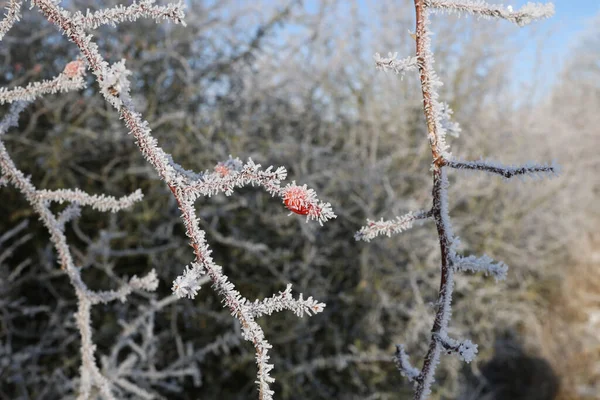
[
  {"left": 446, "top": 158, "right": 559, "bottom": 179},
  {"left": 394, "top": 345, "right": 421, "bottom": 382},
  {"left": 374, "top": 52, "right": 418, "bottom": 76},
  {"left": 37, "top": 188, "right": 144, "bottom": 213},
  {"left": 72, "top": 0, "right": 187, "bottom": 30},
  {"left": 0, "top": 0, "right": 22, "bottom": 40},
  {"left": 246, "top": 284, "right": 325, "bottom": 318},
  {"left": 0, "top": 60, "right": 86, "bottom": 105},
  {"left": 355, "top": 210, "right": 432, "bottom": 242},
  {"left": 426, "top": 0, "right": 554, "bottom": 27},
  {"left": 453, "top": 254, "right": 508, "bottom": 281}
]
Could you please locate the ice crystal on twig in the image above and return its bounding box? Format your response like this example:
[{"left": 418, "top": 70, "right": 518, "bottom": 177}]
[
  {"left": 355, "top": 210, "right": 431, "bottom": 242},
  {"left": 446, "top": 158, "right": 559, "bottom": 179},
  {"left": 172, "top": 262, "right": 206, "bottom": 299},
  {"left": 37, "top": 188, "right": 143, "bottom": 212},
  {"left": 426, "top": 0, "right": 554, "bottom": 26},
  {"left": 0, "top": 62, "right": 86, "bottom": 105},
  {"left": 0, "top": 100, "right": 157, "bottom": 399},
  {"left": 0, "top": 0, "right": 22, "bottom": 40},
  {"left": 71, "top": 0, "right": 187, "bottom": 30},
  {"left": 394, "top": 345, "right": 421, "bottom": 382},
  {"left": 374, "top": 52, "right": 418, "bottom": 76},
  {"left": 434, "top": 333, "right": 478, "bottom": 363},
  {"left": 246, "top": 284, "right": 326, "bottom": 318},
  {"left": 454, "top": 254, "right": 508, "bottom": 281}
]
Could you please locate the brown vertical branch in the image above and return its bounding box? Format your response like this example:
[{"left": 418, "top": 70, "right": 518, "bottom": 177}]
[
  {"left": 412, "top": 1, "right": 455, "bottom": 396},
  {"left": 414, "top": 0, "right": 445, "bottom": 167}
]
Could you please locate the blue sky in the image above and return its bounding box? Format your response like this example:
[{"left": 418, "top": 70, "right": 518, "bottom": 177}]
[
  {"left": 295, "top": 0, "right": 598, "bottom": 93},
  {"left": 513, "top": 0, "right": 599, "bottom": 86}
]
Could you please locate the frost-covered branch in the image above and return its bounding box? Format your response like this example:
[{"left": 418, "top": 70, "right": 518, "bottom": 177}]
[
  {"left": 433, "top": 333, "right": 478, "bottom": 363},
  {"left": 27, "top": 1, "right": 335, "bottom": 398},
  {"left": 0, "top": 0, "right": 22, "bottom": 40},
  {"left": 183, "top": 159, "right": 336, "bottom": 225},
  {"left": 374, "top": 52, "right": 418, "bottom": 76},
  {"left": 71, "top": 0, "right": 186, "bottom": 30},
  {"left": 0, "top": 60, "right": 86, "bottom": 105},
  {"left": 355, "top": 210, "right": 432, "bottom": 242},
  {"left": 453, "top": 254, "right": 508, "bottom": 281},
  {"left": 245, "top": 284, "right": 325, "bottom": 318},
  {"left": 393, "top": 345, "right": 421, "bottom": 382},
  {"left": 0, "top": 101, "right": 157, "bottom": 399},
  {"left": 446, "top": 158, "right": 559, "bottom": 179},
  {"left": 37, "top": 188, "right": 144, "bottom": 212},
  {"left": 426, "top": 0, "right": 554, "bottom": 27},
  {"left": 365, "top": 1, "right": 557, "bottom": 398}
]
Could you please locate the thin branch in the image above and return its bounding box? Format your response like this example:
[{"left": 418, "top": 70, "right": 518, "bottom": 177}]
[
  {"left": 37, "top": 188, "right": 144, "bottom": 212},
  {"left": 426, "top": 0, "right": 554, "bottom": 27},
  {"left": 0, "top": 62, "right": 86, "bottom": 105},
  {"left": 374, "top": 52, "right": 418, "bottom": 76},
  {"left": 355, "top": 210, "right": 432, "bottom": 242},
  {"left": 71, "top": 0, "right": 187, "bottom": 30},
  {"left": 0, "top": 0, "right": 22, "bottom": 40},
  {"left": 433, "top": 333, "right": 478, "bottom": 363},
  {"left": 453, "top": 254, "right": 508, "bottom": 281},
  {"left": 245, "top": 284, "right": 325, "bottom": 319},
  {"left": 446, "top": 158, "right": 559, "bottom": 179},
  {"left": 393, "top": 345, "right": 421, "bottom": 382}
]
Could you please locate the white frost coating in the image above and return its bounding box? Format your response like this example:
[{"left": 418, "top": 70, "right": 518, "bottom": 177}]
[
  {"left": 0, "top": 0, "right": 22, "bottom": 40},
  {"left": 355, "top": 210, "right": 430, "bottom": 242},
  {"left": 447, "top": 157, "right": 560, "bottom": 179},
  {"left": 374, "top": 52, "right": 418, "bottom": 76},
  {"left": 439, "top": 102, "right": 461, "bottom": 138},
  {"left": 457, "top": 340, "right": 478, "bottom": 363},
  {"left": 0, "top": 63, "right": 86, "bottom": 105},
  {"left": 393, "top": 345, "right": 421, "bottom": 381},
  {"left": 417, "top": 8, "right": 453, "bottom": 158},
  {"left": 172, "top": 263, "right": 206, "bottom": 299},
  {"left": 426, "top": 1, "right": 554, "bottom": 27},
  {"left": 435, "top": 333, "right": 478, "bottom": 363},
  {"left": 101, "top": 59, "right": 133, "bottom": 109},
  {"left": 71, "top": 0, "right": 187, "bottom": 30},
  {"left": 0, "top": 101, "right": 158, "bottom": 400},
  {"left": 129, "top": 269, "right": 159, "bottom": 292},
  {"left": 454, "top": 254, "right": 508, "bottom": 281},
  {"left": 246, "top": 284, "right": 326, "bottom": 318},
  {"left": 37, "top": 188, "right": 144, "bottom": 213}
]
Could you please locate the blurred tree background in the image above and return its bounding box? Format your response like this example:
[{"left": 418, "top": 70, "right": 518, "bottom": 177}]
[{"left": 0, "top": 1, "right": 598, "bottom": 399}]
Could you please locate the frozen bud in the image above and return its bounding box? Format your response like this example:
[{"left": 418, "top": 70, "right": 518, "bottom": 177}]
[
  {"left": 63, "top": 60, "right": 84, "bottom": 78},
  {"left": 214, "top": 164, "right": 229, "bottom": 177}
]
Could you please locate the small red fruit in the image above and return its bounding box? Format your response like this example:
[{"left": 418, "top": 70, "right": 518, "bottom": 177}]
[{"left": 283, "top": 186, "right": 311, "bottom": 215}]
